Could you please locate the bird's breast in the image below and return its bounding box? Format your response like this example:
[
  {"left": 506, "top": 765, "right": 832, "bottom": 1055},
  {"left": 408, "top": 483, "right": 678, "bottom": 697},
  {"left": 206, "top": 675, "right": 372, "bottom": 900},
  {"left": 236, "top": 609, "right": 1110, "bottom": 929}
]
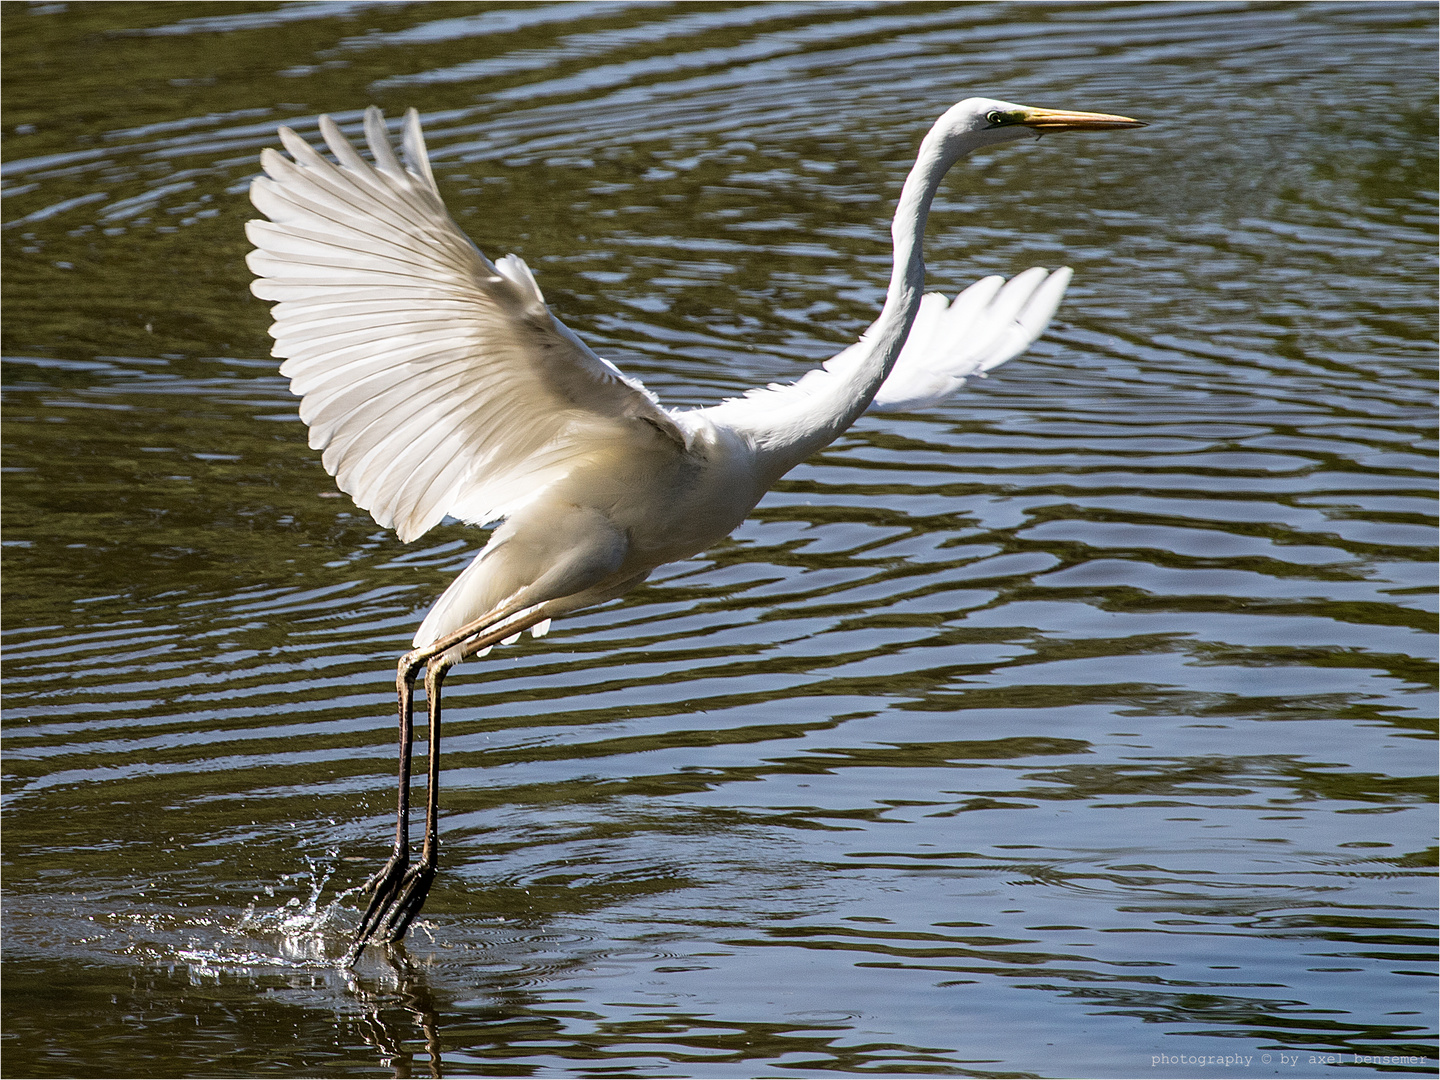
[{"left": 556, "top": 417, "right": 761, "bottom": 573}]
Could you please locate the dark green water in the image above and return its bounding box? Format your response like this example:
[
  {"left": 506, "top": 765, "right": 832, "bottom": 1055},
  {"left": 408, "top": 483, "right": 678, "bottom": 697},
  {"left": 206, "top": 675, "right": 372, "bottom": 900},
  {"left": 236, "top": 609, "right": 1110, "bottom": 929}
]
[{"left": 3, "top": 2, "right": 1435, "bottom": 1076}]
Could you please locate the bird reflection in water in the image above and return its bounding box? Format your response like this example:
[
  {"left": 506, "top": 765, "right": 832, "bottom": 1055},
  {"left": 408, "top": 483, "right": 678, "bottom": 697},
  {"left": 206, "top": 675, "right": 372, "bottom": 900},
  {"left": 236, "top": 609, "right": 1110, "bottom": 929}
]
[{"left": 346, "top": 945, "right": 444, "bottom": 1079}]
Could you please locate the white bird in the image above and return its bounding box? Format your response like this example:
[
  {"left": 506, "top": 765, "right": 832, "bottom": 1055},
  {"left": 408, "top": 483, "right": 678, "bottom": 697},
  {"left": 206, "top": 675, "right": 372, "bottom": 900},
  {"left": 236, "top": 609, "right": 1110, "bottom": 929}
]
[{"left": 246, "top": 97, "right": 1143, "bottom": 959}]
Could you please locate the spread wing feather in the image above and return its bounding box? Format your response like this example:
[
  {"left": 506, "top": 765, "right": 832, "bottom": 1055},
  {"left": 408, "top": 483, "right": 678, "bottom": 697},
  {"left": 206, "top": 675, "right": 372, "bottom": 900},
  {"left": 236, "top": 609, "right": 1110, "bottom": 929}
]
[
  {"left": 868, "top": 266, "right": 1071, "bottom": 411},
  {"left": 724, "top": 266, "right": 1070, "bottom": 417},
  {"left": 246, "top": 106, "right": 681, "bottom": 542}
]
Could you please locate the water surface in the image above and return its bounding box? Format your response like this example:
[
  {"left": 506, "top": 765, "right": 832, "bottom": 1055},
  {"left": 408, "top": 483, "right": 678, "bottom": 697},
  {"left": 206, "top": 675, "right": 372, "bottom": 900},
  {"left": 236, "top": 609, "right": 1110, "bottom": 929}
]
[{"left": 2, "top": 2, "right": 1435, "bottom": 1076}]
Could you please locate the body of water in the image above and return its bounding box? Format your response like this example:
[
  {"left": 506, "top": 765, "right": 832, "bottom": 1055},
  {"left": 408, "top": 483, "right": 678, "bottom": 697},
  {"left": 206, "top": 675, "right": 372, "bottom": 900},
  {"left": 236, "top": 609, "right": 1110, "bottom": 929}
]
[{"left": 2, "top": 2, "right": 1435, "bottom": 1076}]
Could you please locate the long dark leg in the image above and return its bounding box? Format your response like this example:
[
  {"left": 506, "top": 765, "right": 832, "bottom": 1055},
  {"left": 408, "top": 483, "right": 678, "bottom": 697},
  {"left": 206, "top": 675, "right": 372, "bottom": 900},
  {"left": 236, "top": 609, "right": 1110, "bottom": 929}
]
[
  {"left": 345, "top": 602, "right": 550, "bottom": 962},
  {"left": 420, "top": 659, "right": 445, "bottom": 868},
  {"left": 345, "top": 657, "right": 422, "bottom": 960},
  {"left": 365, "top": 657, "right": 448, "bottom": 944}
]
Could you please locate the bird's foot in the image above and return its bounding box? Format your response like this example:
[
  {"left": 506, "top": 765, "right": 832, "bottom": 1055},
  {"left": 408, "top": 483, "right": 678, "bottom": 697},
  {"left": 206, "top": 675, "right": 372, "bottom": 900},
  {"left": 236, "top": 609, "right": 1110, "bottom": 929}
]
[
  {"left": 343, "top": 853, "right": 437, "bottom": 964},
  {"left": 361, "top": 850, "right": 406, "bottom": 896},
  {"left": 378, "top": 861, "right": 437, "bottom": 942},
  {"left": 344, "top": 851, "right": 409, "bottom": 963}
]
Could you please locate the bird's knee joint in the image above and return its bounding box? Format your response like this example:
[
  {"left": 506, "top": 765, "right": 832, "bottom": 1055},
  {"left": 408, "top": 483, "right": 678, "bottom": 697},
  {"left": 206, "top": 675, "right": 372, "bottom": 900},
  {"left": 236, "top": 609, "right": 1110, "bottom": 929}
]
[
  {"left": 425, "top": 653, "right": 454, "bottom": 685},
  {"left": 398, "top": 649, "right": 427, "bottom": 683}
]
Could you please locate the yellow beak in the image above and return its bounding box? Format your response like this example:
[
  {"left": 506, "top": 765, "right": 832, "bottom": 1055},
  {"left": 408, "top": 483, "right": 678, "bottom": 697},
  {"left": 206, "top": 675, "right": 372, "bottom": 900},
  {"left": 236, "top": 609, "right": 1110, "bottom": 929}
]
[{"left": 1018, "top": 107, "right": 1147, "bottom": 132}]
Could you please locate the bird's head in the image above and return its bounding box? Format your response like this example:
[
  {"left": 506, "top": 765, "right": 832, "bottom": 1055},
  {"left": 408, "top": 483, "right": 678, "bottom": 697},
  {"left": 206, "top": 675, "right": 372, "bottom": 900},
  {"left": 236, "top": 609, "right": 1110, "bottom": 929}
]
[{"left": 929, "top": 96, "right": 1146, "bottom": 159}]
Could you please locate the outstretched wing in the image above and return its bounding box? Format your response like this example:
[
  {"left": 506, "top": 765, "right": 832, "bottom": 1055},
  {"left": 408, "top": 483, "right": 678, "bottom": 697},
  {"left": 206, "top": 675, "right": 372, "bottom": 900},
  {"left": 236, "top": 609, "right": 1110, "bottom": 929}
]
[
  {"left": 247, "top": 106, "right": 682, "bottom": 542},
  {"left": 868, "top": 266, "right": 1071, "bottom": 412},
  {"left": 717, "top": 266, "right": 1070, "bottom": 421}
]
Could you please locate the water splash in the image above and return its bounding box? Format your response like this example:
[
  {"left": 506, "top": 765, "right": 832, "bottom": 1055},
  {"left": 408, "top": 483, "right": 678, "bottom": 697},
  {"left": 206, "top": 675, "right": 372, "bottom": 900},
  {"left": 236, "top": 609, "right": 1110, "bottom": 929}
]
[{"left": 183, "top": 851, "right": 362, "bottom": 969}]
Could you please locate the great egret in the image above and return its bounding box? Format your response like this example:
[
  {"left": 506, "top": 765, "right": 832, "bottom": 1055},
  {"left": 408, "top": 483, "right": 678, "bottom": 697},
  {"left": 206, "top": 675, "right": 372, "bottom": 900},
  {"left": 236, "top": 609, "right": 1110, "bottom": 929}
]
[{"left": 246, "top": 97, "right": 1143, "bottom": 960}]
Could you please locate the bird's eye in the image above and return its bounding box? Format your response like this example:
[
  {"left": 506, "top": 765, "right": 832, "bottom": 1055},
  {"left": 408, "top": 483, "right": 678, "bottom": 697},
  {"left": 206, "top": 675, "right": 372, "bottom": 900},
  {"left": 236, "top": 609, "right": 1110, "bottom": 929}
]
[{"left": 986, "top": 111, "right": 1005, "bottom": 126}]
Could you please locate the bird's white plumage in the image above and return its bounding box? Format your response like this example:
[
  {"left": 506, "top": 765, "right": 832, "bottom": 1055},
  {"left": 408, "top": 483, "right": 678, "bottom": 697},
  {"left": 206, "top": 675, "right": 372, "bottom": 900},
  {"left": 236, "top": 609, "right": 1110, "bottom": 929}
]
[
  {"left": 247, "top": 108, "right": 681, "bottom": 544},
  {"left": 727, "top": 266, "right": 1072, "bottom": 419},
  {"left": 870, "top": 265, "right": 1071, "bottom": 410}
]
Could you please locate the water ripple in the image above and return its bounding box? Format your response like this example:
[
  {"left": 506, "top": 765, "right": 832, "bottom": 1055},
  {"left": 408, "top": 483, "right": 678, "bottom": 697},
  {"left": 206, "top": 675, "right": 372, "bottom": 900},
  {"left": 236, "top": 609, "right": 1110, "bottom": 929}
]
[{"left": 2, "top": 1, "right": 1434, "bottom": 1076}]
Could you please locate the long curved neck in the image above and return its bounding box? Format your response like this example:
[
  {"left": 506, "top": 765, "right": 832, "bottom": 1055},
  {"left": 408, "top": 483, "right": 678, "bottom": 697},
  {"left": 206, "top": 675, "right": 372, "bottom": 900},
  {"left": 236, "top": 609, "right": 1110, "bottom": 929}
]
[
  {"left": 712, "top": 125, "right": 968, "bottom": 488},
  {"left": 853, "top": 135, "right": 954, "bottom": 417}
]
